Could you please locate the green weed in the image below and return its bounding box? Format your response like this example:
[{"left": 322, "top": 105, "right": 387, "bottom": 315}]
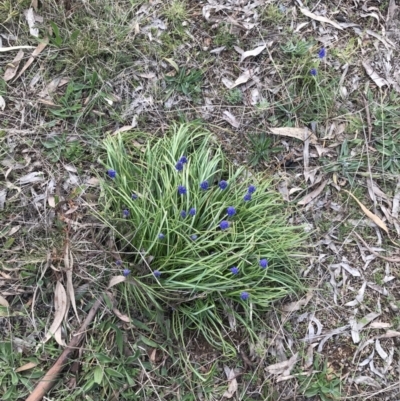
[
  {"left": 165, "top": 67, "right": 203, "bottom": 100},
  {"left": 224, "top": 88, "right": 243, "bottom": 105},
  {"left": 214, "top": 24, "right": 237, "bottom": 48},
  {"left": 42, "top": 134, "right": 84, "bottom": 163},
  {"left": 247, "top": 133, "right": 283, "bottom": 167},
  {"left": 299, "top": 356, "right": 342, "bottom": 400}
]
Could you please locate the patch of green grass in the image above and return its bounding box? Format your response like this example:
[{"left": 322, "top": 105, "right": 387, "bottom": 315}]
[
  {"left": 247, "top": 133, "right": 283, "bottom": 167},
  {"left": 165, "top": 67, "right": 203, "bottom": 101},
  {"left": 213, "top": 24, "right": 237, "bottom": 48},
  {"left": 99, "top": 123, "right": 307, "bottom": 364},
  {"left": 42, "top": 134, "right": 85, "bottom": 163},
  {"left": 162, "top": 0, "right": 188, "bottom": 26},
  {"left": 299, "top": 356, "right": 342, "bottom": 400},
  {"left": 261, "top": 4, "right": 286, "bottom": 24},
  {"left": 0, "top": 0, "right": 30, "bottom": 23},
  {"left": 224, "top": 88, "right": 243, "bottom": 105}
]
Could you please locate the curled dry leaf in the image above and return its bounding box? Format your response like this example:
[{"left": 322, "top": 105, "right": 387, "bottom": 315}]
[
  {"left": 0, "top": 294, "right": 9, "bottom": 307},
  {"left": 13, "top": 38, "right": 49, "bottom": 81},
  {"left": 3, "top": 50, "right": 24, "bottom": 81},
  {"left": 362, "top": 61, "right": 389, "bottom": 88},
  {"left": 281, "top": 292, "right": 313, "bottom": 312},
  {"left": 0, "top": 95, "right": 5, "bottom": 111},
  {"left": 15, "top": 362, "right": 38, "bottom": 373},
  {"left": 300, "top": 8, "right": 344, "bottom": 30},
  {"left": 266, "top": 353, "right": 298, "bottom": 375},
  {"left": 24, "top": 8, "right": 39, "bottom": 37},
  {"left": 222, "top": 366, "right": 238, "bottom": 398},
  {"left": 222, "top": 111, "right": 240, "bottom": 128},
  {"left": 298, "top": 180, "right": 328, "bottom": 206},
  {"left": 269, "top": 127, "right": 318, "bottom": 144},
  {"left": 344, "top": 190, "right": 388, "bottom": 233},
  {"left": 43, "top": 281, "right": 67, "bottom": 344},
  {"left": 108, "top": 276, "right": 126, "bottom": 288},
  {"left": 352, "top": 376, "right": 381, "bottom": 388},
  {"left": 240, "top": 45, "right": 266, "bottom": 63}
]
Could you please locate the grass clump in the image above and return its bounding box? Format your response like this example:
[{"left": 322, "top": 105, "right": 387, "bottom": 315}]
[{"left": 100, "top": 123, "right": 306, "bottom": 354}]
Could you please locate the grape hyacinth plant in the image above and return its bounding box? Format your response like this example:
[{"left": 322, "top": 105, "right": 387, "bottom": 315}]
[{"left": 101, "top": 123, "right": 307, "bottom": 357}]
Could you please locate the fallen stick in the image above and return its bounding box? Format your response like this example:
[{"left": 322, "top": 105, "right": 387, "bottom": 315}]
[{"left": 26, "top": 297, "right": 103, "bottom": 401}]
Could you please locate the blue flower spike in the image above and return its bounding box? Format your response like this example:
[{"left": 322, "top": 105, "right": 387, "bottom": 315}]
[
  {"left": 200, "top": 181, "right": 209, "bottom": 190},
  {"left": 175, "top": 161, "right": 184, "bottom": 171},
  {"left": 131, "top": 193, "right": 138, "bottom": 200},
  {"left": 259, "top": 259, "right": 268, "bottom": 269},
  {"left": 189, "top": 208, "right": 196, "bottom": 216},
  {"left": 219, "top": 180, "right": 228, "bottom": 190},
  {"left": 190, "top": 234, "right": 198, "bottom": 241},
  {"left": 153, "top": 270, "right": 161, "bottom": 278},
  {"left": 107, "top": 169, "right": 116, "bottom": 179},
  {"left": 220, "top": 220, "right": 229, "bottom": 230},
  {"left": 180, "top": 210, "right": 187, "bottom": 218},
  {"left": 122, "top": 209, "right": 129, "bottom": 218},
  {"left": 179, "top": 156, "right": 188, "bottom": 164},
  {"left": 158, "top": 233, "right": 165, "bottom": 240},
  {"left": 116, "top": 260, "right": 122, "bottom": 266},
  {"left": 178, "top": 185, "right": 187, "bottom": 195},
  {"left": 122, "top": 269, "right": 131, "bottom": 277},
  {"left": 310, "top": 68, "right": 317, "bottom": 76},
  {"left": 244, "top": 193, "right": 252, "bottom": 202},
  {"left": 240, "top": 291, "right": 249, "bottom": 301},
  {"left": 318, "top": 47, "right": 326, "bottom": 59},
  {"left": 248, "top": 185, "right": 256, "bottom": 194},
  {"left": 227, "top": 206, "right": 236, "bottom": 217},
  {"left": 230, "top": 266, "right": 239, "bottom": 275}
]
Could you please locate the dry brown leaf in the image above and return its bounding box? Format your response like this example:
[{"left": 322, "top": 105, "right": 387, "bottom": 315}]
[
  {"left": 362, "top": 61, "right": 389, "bottom": 88},
  {"left": 108, "top": 276, "right": 126, "bottom": 288},
  {"left": 24, "top": 8, "right": 39, "bottom": 37},
  {"left": 48, "top": 196, "right": 55, "bottom": 208},
  {"left": 240, "top": 45, "right": 266, "bottom": 63},
  {"left": 43, "top": 281, "right": 67, "bottom": 343},
  {"left": 281, "top": 292, "right": 313, "bottom": 312},
  {"left": 0, "top": 294, "right": 9, "bottom": 307},
  {"left": 222, "top": 366, "right": 238, "bottom": 398},
  {"left": 15, "top": 362, "right": 37, "bottom": 373},
  {"left": 112, "top": 307, "right": 131, "bottom": 323},
  {"left": 3, "top": 50, "right": 24, "bottom": 81},
  {"left": 269, "top": 127, "right": 318, "bottom": 144},
  {"left": 298, "top": 180, "right": 328, "bottom": 206},
  {"left": 344, "top": 190, "right": 388, "bottom": 233},
  {"left": 300, "top": 8, "right": 344, "bottom": 30},
  {"left": 13, "top": 38, "right": 49, "bottom": 81},
  {"left": 266, "top": 353, "right": 298, "bottom": 375},
  {"left": 54, "top": 325, "right": 66, "bottom": 347},
  {"left": 231, "top": 69, "right": 253, "bottom": 88},
  {"left": 222, "top": 111, "right": 240, "bottom": 128}
]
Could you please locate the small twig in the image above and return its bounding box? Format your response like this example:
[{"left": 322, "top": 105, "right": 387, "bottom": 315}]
[
  {"left": 26, "top": 297, "right": 103, "bottom": 401},
  {"left": 353, "top": 232, "right": 400, "bottom": 262}
]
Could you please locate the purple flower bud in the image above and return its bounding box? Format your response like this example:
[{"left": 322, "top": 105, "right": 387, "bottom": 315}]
[
  {"left": 227, "top": 206, "right": 236, "bottom": 217},
  {"left": 230, "top": 266, "right": 239, "bottom": 275},
  {"left": 244, "top": 193, "right": 252, "bottom": 202},
  {"left": 200, "top": 181, "right": 209, "bottom": 190},
  {"left": 220, "top": 220, "right": 229, "bottom": 230},
  {"left": 240, "top": 291, "right": 249, "bottom": 300},
  {"left": 189, "top": 208, "right": 196, "bottom": 216},
  {"left": 122, "top": 269, "right": 131, "bottom": 277},
  {"left": 219, "top": 180, "right": 228, "bottom": 190},
  {"left": 153, "top": 270, "right": 161, "bottom": 278},
  {"left": 107, "top": 169, "right": 116, "bottom": 178},
  {"left": 259, "top": 259, "right": 268, "bottom": 269},
  {"left": 178, "top": 185, "right": 187, "bottom": 195}
]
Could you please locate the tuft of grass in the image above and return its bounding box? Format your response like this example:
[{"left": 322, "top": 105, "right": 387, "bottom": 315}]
[
  {"left": 299, "top": 357, "right": 342, "bottom": 400},
  {"left": 99, "top": 123, "right": 307, "bottom": 359},
  {"left": 247, "top": 133, "right": 283, "bottom": 167},
  {"left": 162, "top": 0, "right": 188, "bottom": 26},
  {"left": 224, "top": 88, "right": 243, "bottom": 105}
]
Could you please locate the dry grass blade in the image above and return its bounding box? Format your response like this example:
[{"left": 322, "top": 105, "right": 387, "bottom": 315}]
[
  {"left": 65, "top": 245, "right": 80, "bottom": 323},
  {"left": 0, "top": 46, "right": 35, "bottom": 52},
  {"left": 43, "top": 281, "right": 67, "bottom": 344},
  {"left": 15, "top": 362, "right": 38, "bottom": 373},
  {"left": 344, "top": 190, "right": 388, "bottom": 233}
]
